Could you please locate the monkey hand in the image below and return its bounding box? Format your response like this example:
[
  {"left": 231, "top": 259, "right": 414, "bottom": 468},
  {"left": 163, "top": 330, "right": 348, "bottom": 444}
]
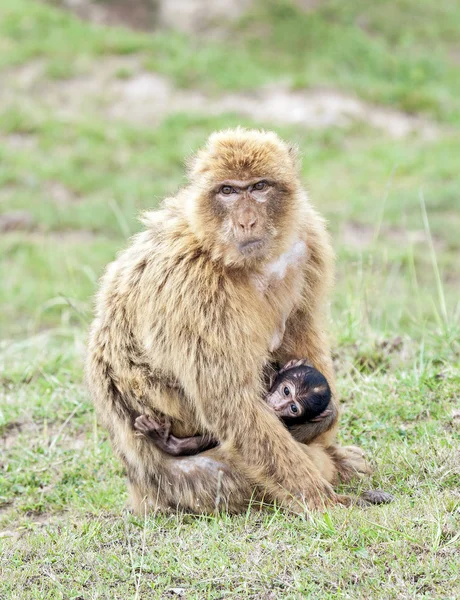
[
  {"left": 310, "top": 408, "right": 333, "bottom": 422},
  {"left": 134, "top": 414, "right": 170, "bottom": 441}
]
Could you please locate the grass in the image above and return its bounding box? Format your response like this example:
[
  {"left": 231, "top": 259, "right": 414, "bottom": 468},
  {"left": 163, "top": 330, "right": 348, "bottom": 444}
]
[{"left": 0, "top": 1, "right": 459, "bottom": 598}]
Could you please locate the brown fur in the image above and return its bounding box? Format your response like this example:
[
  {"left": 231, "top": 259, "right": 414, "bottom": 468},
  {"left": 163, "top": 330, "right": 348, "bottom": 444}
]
[{"left": 86, "top": 128, "right": 371, "bottom": 514}]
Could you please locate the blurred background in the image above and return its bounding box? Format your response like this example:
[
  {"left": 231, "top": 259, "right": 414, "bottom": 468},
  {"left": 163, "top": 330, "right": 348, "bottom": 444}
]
[
  {"left": 1, "top": 0, "right": 459, "bottom": 344},
  {"left": 1, "top": 3, "right": 459, "bottom": 596},
  {"left": 1, "top": 0, "right": 459, "bottom": 342}
]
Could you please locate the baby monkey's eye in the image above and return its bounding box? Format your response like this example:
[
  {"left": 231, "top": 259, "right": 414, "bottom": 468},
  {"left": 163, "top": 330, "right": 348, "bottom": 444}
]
[
  {"left": 290, "top": 404, "right": 298, "bottom": 414},
  {"left": 220, "top": 185, "right": 234, "bottom": 195},
  {"left": 283, "top": 386, "right": 290, "bottom": 396},
  {"left": 253, "top": 181, "right": 266, "bottom": 191}
]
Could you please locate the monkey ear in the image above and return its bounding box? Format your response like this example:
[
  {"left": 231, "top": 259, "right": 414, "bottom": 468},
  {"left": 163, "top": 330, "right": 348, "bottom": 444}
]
[{"left": 185, "top": 145, "right": 211, "bottom": 181}]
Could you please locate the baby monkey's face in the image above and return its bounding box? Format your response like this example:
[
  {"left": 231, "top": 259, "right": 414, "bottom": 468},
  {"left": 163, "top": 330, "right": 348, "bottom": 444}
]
[
  {"left": 265, "top": 379, "right": 302, "bottom": 419},
  {"left": 265, "top": 363, "right": 332, "bottom": 424}
]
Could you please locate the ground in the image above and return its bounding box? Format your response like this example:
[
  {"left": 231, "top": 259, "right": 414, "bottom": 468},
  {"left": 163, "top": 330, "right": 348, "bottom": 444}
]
[{"left": 0, "top": 1, "right": 459, "bottom": 598}]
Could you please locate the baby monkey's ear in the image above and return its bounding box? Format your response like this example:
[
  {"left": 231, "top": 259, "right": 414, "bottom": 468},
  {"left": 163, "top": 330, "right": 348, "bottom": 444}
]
[{"left": 279, "top": 358, "right": 313, "bottom": 375}]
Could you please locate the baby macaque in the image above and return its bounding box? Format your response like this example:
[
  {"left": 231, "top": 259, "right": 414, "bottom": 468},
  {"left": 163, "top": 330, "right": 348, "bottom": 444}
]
[
  {"left": 265, "top": 359, "right": 332, "bottom": 426},
  {"left": 134, "top": 360, "right": 332, "bottom": 456}
]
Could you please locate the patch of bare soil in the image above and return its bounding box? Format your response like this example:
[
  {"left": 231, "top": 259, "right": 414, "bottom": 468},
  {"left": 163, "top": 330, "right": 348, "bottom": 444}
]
[
  {"left": 1, "top": 417, "right": 89, "bottom": 453},
  {"left": 50, "top": 0, "right": 157, "bottom": 31},
  {"left": 342, "top": 222, "right": 446, "bottom": 249},
  {"left": 0, "top": 211, "right": 99, "bottom": 240},
  {"left": 45, "top": 181, "right": 79, "bottom": 205},
  {"left": 52, "top": 0, "right": 254, "bottom": 34},
  {"left": 1, "top": 421, "right": 32, "bottom": 450},
  {"left": 210, "top": 87, "right": 439, "bottom": 139},
  {"left": 21, "top": 230, "right": 101, "bottom": 243},
  {"left": 2, "top": 57, "right": 440, "bottom": 139},
  {"left": 0, "top": 211, "right": 36, "bottom": 233},
  {"left": 0, "top": 216, "right": 104, "bottom": 242},
  {"left": 3, "top": 133, "right": 37, "bottom": 150}
]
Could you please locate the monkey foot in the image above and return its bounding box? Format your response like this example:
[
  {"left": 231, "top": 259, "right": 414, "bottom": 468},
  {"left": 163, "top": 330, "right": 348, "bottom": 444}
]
[
  {"left": 336, "top": 489, "right": 394, "bottom": 508},
  {"left": 341, "top": 445, "right": 373, "bottom": 479}
]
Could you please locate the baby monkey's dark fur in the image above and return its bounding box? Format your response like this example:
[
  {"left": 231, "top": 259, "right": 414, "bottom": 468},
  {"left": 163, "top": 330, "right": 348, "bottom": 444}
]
[
  {"left": 267, "top": 361, "right": 332, "bottom": 427},
  {"left": 134, "top": 362, "right": 332, "bottom": 456}
]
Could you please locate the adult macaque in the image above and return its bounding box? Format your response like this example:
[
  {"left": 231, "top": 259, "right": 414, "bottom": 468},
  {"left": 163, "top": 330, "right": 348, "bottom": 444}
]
[
  {"left": 86, "top": 128, "right": 375, "bottom": 514},
  {"left": 133, "top": 361, "right": 333, "bottom": 456}
]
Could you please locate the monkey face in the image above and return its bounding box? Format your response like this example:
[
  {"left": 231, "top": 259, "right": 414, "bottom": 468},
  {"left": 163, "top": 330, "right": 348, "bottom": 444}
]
[
  {"left": 213, "top": 179, "right": 279, "bottom": 259},
  {"left": 267, "top": 365, "right": 332, "bottom": 425},
  {"left": 265, "top": 380, "right": 303, "bottom": 419},
  {"left": 186, "top": 129, "right": 301, "bottom": 265}
]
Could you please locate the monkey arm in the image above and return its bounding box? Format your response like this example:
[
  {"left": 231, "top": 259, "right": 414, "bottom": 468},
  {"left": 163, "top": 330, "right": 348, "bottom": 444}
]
[
  {"left": 271, "top": 222, "right": 374, "bottom": 484},
  {"left": 134, "top": 415, "right": 218, "bottom": 456},
  {"left": 274, "top": 304, "right": 338, "bottom": 445},
  {"left": 150, "top": 432, "right": 217, "bottom": 457},
  {"left": 166, "top": 434, "right": 218, "bottom": 456},
  {"left": 273, "top": 217, "right": 339, "bottom": 446}
]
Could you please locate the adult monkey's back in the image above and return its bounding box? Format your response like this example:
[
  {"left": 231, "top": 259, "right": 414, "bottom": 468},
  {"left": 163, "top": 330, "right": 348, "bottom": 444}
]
[{"left": 86, "top": 128, "right": 370, "bottom": 514}]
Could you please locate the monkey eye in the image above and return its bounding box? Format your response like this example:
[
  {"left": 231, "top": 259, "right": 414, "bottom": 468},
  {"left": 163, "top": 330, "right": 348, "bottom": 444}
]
[
  {"left": 290, "top": 404, "right": 298, "bottom": 414},
  {"left": 220, "top": 185, "right": 234, "bottom": 195},
  {"left": 283, "top": 386, "right": 290, "bottom": 396},
  {"left": 253, "top": 181, "right": 266, "bottom": 191}
]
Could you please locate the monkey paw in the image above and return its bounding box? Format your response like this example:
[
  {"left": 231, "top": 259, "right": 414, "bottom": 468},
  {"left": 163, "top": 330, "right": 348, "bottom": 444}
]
[
  {"left": 134, "top": 414, "right": 170, "bottom": 441},
  {"left": 335, "top": 489, "right": 394, "bottom": 508},
  {"left": 360, "top": 489, "right": 394, "bottom": 505}
]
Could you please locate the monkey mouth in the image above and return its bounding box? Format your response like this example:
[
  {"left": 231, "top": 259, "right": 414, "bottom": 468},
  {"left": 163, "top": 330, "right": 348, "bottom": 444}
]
[{"left": 238, "top": 238, "right": 264, "bottom": 254}]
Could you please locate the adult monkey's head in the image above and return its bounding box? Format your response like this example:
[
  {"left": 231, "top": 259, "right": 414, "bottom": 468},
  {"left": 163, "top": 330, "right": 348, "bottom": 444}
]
[{"left": 184, "top": 128, "right": 304, "bottom": 267}]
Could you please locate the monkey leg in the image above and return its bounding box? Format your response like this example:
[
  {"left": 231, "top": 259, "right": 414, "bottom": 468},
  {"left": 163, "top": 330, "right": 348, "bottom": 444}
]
[
  {"left": 134, "top": 414, "right": 218, "bottom": 456},
  {"left": 121, "top": 416, "right": 346, "bottom": 515},
  {"left": 128, "top": 449, "right": 254, "bottom": 515},
  {"left": 297, "top": 440, "right": 373, "bottom": 484},
  {"left": 298, "top": 444, "right": 393, "bottom": 506},
  {"left": 275, "top": 314, "right": 340, "bottom": 445}
]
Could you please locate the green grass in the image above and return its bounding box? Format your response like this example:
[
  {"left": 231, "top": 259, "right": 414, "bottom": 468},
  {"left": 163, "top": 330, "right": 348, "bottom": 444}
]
[
  {"left": 1, "top": 1, "right": 459, "bottom": 598},
  {"left": 2, "top": 0, "right": 460, "bottom": 121}
]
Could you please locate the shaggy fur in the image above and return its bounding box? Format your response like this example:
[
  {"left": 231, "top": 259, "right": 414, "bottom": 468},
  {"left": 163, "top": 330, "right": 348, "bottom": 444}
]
[{"left": 86, "top": 128, "right": 371, "bottom": 514}]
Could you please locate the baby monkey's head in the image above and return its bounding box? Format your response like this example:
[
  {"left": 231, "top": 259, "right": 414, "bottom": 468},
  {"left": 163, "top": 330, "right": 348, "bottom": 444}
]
[{"left": 265, "top": 365, "right": 331, "bottom": 425}]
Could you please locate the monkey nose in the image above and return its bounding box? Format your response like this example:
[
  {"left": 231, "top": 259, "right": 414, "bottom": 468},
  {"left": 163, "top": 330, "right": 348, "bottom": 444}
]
[{"left": 238, "top": 216, "right": 257, "bottom": 232}]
